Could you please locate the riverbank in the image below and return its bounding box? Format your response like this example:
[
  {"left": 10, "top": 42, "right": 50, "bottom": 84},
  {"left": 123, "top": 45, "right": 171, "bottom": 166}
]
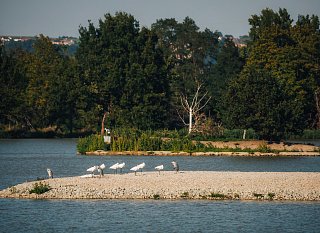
[
  {"left": 1, "top": 171, "right": 319, "bottom": 201},
  {"left": 84, "top": 140, "right": 320, "bottom": 156},
  {"left": 84, "top": 151, "right": 320, "bottom": 156}
]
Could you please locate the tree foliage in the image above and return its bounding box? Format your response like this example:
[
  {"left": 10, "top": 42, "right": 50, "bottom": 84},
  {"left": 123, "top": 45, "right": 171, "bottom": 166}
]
[
  {"left": 76, "top": 12, "right": 170, "bottom": 130},
  {"left": 1, "top": 9, "right": 319, "bottom": 139}
]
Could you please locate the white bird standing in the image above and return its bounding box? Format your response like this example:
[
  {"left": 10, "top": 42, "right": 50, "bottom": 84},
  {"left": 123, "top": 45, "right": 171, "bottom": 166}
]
[
  {"left": 87, "top": 165, "right": 98, "bottom": 175},
  {"left": 155, "top": 165, "right": 164, "bottom": 175},
  {"left": 137, "top": 162, "right": 146, "bottom": 174},
  {"left": 118, "top": 162, "right": 125, "bottom": 174},
  {"left": 110, "top": 163, "right": 119, "bottom": 174},
  {"left": 171, "top": 161, "right": 179, "bottom": 173},
  {"left": 47, "top": 168, "right": 53, "bottom": 179},
  {"left": 130, "top": 165, "right": 140, "bottom": 176},
  {"left": 98, "top": 163, "right": 106, "bottom": 177}
]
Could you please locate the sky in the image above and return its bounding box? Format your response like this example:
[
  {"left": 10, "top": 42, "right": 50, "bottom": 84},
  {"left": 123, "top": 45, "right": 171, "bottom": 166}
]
[{"left": 1, "top": 0, "right": 320, "bottom": 38}]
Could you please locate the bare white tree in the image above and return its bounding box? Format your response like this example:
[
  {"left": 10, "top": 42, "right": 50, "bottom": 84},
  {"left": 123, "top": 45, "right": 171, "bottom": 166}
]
[{"left": 178, "top": 83, "right": 211, "bottom": 134}]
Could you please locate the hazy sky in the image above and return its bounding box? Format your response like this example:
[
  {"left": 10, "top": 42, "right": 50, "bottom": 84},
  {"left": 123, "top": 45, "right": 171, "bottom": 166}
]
[{"left": 1, "top": 0, "right": 320, "bottom": 38}]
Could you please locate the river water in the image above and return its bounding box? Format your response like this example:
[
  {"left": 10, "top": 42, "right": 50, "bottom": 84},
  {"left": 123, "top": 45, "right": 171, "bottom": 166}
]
[{"left": 0, "top": 139, "right": 319, "bottom": 232}]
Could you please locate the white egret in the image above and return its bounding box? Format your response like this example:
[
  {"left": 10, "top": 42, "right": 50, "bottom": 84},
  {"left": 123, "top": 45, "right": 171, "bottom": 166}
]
[
  {"left": 87, "top": 166, "right": 98, "bottom": 175},
  {"left": 155, "top": 165, "right": 164, "bottom": 175},
  {"left": 137, "top": 162, "right": 146, "bottom": 174},
  {"left": 47, "top": 168, "right": 53, "bottom": 179},
  {"left": 171, "top": 161, "right": 179, "bottom": 173},
  {"left": 118, "top": 162, "right": 125, "bottom": 174},
  {"left": 130, "top": 165, "right": 139, "bottom": 176},
  {"left": 110, "top": 163, "right": 119, "bottom": 174},
  {"left": 98, "top": 163, "right": 106, "bottom": 177}
]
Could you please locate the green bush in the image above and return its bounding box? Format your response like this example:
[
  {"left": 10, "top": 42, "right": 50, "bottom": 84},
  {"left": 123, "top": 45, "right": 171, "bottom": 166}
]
[{"left": 29, "top": 182, "right": 51, "bottom": 194}]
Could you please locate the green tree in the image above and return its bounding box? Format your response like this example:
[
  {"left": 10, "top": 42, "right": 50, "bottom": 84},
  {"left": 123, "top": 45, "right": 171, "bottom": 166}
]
[
  {"left": 77, "top": 12, "right": 170, "bottom": 130},
  {"left": 223, "top": 66, "right": 304, "bottom": 140},
  {"left": 230, "top": 8, "right": 320, "bottom": 139},
  {"left": 206, "top": 36, "right": 244, "bottom": 119},
  {"left": 24, "top": 34, "right": 81, "bottom": 132},
  {"left": 0, "top": 44, "right": 28, "bottom": 129}
]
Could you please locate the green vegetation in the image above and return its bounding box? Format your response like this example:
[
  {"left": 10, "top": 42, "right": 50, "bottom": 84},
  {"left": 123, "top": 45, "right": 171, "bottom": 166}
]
[
  {"left": 1, "top": 9, "right": 319, "bottom": 140},
  {"left": 29, "top": 182, "right": 51, "bottom": 195},
  {"left": 77, "top": 128, "right": 311, "bottom": 154},
  {"left": 180, "top": 192, "right": 189, "bottom": 198},
  {"left": 77, "top": 134, "right": 106, "bottom": 154},
  {"left": 209, "top": 193, "right": 227, "bottom": 199},
  {"left": 267, "top": 193, "right": 276, "bottom": 200},
  {"left": 253, "top": 193, "right": 264, "bottom": 199}
]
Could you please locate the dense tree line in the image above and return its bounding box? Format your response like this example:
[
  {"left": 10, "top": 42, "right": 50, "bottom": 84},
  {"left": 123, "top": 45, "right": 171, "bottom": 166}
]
[{"left": 0, "top": 9, "right": 319, "bottom": 139}]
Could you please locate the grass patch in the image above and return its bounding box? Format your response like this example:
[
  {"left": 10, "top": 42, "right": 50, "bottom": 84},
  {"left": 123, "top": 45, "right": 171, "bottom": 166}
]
[
  {"left": 253, "top": 193, "right": 264, "bottom": 199},
  {"left": 29, "top": 182, "right": 51, "bottom": 194},
  {"left": 180, "top": 192, "right": 189, "bottom": 198},
  {"left": 257, "top": 142, "right": 274, "bottom": 153},
  {"left": 209, "top": 193, "right": 226, "bottom": 199}
]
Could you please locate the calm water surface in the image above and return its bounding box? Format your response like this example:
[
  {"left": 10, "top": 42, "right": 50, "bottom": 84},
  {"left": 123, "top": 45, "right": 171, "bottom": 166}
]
[{"left": 0, "top": 139, "right": 319, "bottom": 232}]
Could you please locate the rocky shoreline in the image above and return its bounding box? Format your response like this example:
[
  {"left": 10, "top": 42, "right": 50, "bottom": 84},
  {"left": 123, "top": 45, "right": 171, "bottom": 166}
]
[
  {"left": 1, "top": 171, "right": 319, "bottom": 201},
  {"left": 84, "top": 150, "right": 320, "bottom": 156}
]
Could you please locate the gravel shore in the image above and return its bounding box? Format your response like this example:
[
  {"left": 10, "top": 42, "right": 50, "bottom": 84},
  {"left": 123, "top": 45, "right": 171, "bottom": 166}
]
[{"left": 1, "top": 171, "right": 319, "bottom": 201}]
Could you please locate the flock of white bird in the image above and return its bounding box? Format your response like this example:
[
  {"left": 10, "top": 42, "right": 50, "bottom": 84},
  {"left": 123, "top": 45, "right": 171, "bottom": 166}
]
[{"left": 79, "top": 161, "right": 179, "bottom": 178}]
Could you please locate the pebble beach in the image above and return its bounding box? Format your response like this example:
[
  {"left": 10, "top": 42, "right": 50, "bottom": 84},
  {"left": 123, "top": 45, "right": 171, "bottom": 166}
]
[{"left": 1, "top": 171, "right": 319, "bottom": 201}]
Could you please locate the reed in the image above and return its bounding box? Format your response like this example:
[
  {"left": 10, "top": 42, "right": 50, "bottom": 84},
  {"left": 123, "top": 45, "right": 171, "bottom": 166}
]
[{"left": 77, "top": 134, "right": 105, "bottom": 154}]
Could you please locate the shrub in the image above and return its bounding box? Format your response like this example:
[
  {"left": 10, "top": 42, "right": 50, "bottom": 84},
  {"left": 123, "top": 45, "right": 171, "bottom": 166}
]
[
  {"left": 209, "top": 193, "right": 226, "bottom": 199},
  {"left": 180, "top": 192, "right": 189, "bottom": 198},
  {"left": 267, "top": 193, "right": 275, "bottom": 200},
  {"left": 29, "top": 182, "right": 51, "bottom": 194},
  {"left": 253, "top": 193, "right": 264, "bottom": 199},
  {"left": 257, "top": 142, "right": 273, "bottom": 153}
]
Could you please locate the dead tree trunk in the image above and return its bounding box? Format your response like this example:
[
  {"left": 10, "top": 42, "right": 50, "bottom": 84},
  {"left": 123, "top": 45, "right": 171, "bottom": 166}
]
[
  {"left": 100, "top": 112, "right": 107, "bottom": 136},
  {"left": 178, "top": 84, "right": 211, "bottom": 134}
]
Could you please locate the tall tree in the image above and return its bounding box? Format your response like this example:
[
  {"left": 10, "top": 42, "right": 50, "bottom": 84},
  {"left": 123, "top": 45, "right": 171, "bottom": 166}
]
[
  {"left": 77, "top": 12, "right": 170, "bottom": 130},
  {"left": 152, "top": 17, "right": 219, "bottom": 127},
  {"left": 206, "top": 36, "right": 244, "bottom": 119},
  {"left": 24, "top": 34, "right": 81, "bottom": 132},
  {"left": 229, "top": 8, "right": 320, "bottom": 138},
  {"left": 0, "top": 44, "right": 28, "bottom": 129},
  {"left": 223, "top": 66, "right": 304, "bottom": 140}
]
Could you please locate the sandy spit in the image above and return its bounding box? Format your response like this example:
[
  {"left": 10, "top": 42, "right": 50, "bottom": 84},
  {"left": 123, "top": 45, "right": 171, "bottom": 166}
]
[{"left": 1, "top": 171, "right": 319, "bottom": 201}]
